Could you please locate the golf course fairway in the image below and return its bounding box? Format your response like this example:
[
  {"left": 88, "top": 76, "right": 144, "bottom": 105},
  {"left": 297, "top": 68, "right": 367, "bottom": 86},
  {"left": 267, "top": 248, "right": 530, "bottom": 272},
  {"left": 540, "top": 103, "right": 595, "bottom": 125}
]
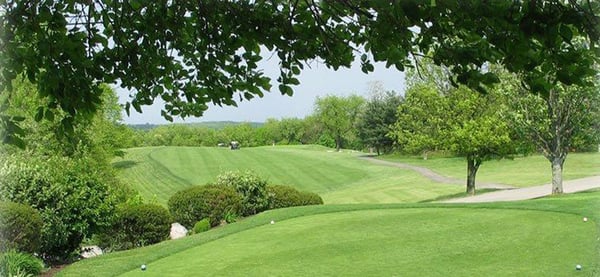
[{"left": 119, "top": 208, "right": 594, "bottom": 277}]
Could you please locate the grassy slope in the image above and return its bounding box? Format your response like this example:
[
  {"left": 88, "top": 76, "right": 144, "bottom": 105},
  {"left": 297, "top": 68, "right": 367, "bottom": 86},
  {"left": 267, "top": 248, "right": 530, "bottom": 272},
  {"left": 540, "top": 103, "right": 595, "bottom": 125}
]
[
  {"left": 58, "top": 190, "right": 600, "bottom": 277},
  {"left": 379, "top": 152, "right": 600, "bottom": 187},
  {"left": 113, "top": 145, "right": 463, "bottom": 205}
]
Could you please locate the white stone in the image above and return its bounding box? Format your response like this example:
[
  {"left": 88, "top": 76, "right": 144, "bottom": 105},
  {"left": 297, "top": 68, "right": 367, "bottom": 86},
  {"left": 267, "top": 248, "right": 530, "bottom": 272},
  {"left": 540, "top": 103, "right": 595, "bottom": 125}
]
[
  {"left": 170, "top": 223, "right": 188, "bottom": 240},
  {"left": 80, "top": 245, "right": 103, "bottom": 259}
]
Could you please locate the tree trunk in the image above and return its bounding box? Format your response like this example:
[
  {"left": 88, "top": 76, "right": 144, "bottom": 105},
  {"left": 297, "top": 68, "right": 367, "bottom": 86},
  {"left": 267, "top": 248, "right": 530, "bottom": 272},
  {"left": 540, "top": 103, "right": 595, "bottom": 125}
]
[
  {"left": 335, "top": 136, "right": 342, "bottom": 152},
  {"left": 551, "top": 157, "right": 564, "bottom": 194},
  {"left": 466, "top": 157, "right": 481, "bottom": 195}
]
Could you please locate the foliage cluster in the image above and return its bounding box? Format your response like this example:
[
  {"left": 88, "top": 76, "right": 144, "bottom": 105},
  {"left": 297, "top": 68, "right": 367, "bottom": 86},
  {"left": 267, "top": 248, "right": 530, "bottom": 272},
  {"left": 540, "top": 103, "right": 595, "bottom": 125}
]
[
  {"left": 168, "top": 171, "right": 325, "bottom": 228},
  {"left": 0, "top": 249, "right": 44, "bottom": 277},
  {"left": 267, "top": 185, "right": 324, "bottom": 209},
  {"left": 215, "top": 171, "right": 270, "bottom": 216},
  {"left": 193, "top": 219, "right": 211, "bottom": 234},
  {"left": 99, "top": 204, "right": 172, "bottom": 251},
  {"left": 2, "top": 1, "right": 598, "bottom": 146},
  {"left": 0, "top": 154, "right": 119, "bottom": 263},
  {"left": 168, "top": 185, "right": 243, "bottom": 228},
  {"left": 0, "top": 201, "right": 42, "bottom": 254}
]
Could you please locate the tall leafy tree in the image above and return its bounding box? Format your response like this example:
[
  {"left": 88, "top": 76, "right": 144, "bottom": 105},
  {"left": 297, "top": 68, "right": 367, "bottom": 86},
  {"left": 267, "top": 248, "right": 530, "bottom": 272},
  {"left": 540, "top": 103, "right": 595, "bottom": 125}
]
[
  {"left": 356, "top": 88, "right": 403, "bottom": 155},
  {"left": 313, "top": 95, "right": 365, "bottom": 151},
  {"left": 391, "top": 83, "right": 447, "bottom": 159},
  {"left": 505, "top": 76, "right": 600, "bottom": 194},
  {"left": 392, "top": 82, "right": 515, "bottom": 194},
  {"left": 444, "top": 87, "right": 515, "bottom": 194}
]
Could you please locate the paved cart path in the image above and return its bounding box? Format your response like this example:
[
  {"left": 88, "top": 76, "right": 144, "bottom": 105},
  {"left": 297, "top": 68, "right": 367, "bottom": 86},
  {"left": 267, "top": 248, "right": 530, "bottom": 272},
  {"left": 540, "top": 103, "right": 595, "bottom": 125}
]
[
  {"left": 443, "top": 175, "right": 600, "bottom": 203},
  {"left": 360, "top": 156, "right": 515, "bottom": 189},
  {"left": 360, "top": 156, "right": 600, "bottom": 202}
]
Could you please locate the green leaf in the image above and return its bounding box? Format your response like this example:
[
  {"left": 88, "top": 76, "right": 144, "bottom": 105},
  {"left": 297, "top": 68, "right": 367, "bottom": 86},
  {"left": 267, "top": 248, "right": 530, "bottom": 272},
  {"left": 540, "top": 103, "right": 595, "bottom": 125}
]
[
  {"left": 35, "top": 107, "right": 44, "bottom": 122},
  {"left": 130, "top": 0, "right": 142, "bottom": 11},
  {"left": 291, "top": 66, "right": 301, "bottom": 75},
  {"left": 278, "top": 85, "right": 293, "bottom": 96},
  {"left": 559, "top": 24, "right": 573, "bottom": 42},
  {"left": 45, "top": 109, "right": 55, "bottom": 121}
]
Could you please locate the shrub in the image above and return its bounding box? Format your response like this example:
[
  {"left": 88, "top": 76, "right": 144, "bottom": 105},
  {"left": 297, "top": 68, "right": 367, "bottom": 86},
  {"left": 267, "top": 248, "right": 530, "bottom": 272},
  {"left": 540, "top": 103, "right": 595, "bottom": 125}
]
[
  {"left": 299, "top": 191, "right": 324, "bottom": 205},
  {"left": 0, "top": 202, "right": 43, "bottom": 253},
  {"left": 168, "top": 185, "right": 242, "bottom": 228},
  {"left": 193, "top": 219, "right": 211, "bottom": 234},
  {"left": 267, "top": 185, "right": 303, "bottom": 209},
  {"left": 0, "top": 249, "right": 44, "bottom": 277},
  {"left": 0, "top": 154, "right": 118, "bottom": 263},
  {"left": 215, "top": 171, "right": 270, "bottom": 216},
  {"left": 102, "top": 204, "right": 172, "bottom": 250},
  {"left": 267, "top": 185, "right": 324, "bottom": 209}
]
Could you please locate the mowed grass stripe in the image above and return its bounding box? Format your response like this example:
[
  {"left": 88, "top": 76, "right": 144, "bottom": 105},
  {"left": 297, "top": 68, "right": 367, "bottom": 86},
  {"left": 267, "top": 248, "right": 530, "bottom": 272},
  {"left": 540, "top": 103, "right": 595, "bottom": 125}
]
[
  {"left": 116, "top": 146, "right": 444, "bottom": 205},
  {"left": 115, "top": 148, "right": 191, "bottom": 199}
]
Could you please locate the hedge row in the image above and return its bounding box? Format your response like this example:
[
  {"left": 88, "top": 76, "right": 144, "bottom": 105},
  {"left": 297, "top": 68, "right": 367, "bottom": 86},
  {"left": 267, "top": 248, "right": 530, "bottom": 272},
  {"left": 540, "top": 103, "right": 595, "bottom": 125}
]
[{"left": 169, "top": 172, "right": 324, "bottom": 230}]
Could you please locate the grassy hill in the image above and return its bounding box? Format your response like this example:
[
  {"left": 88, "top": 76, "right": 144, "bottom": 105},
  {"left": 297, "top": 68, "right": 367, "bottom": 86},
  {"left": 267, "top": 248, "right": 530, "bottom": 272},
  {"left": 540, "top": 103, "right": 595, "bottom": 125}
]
[
  {"left": 113, "top": 145, "right": 463, "bottom": 205},
  {"left": 58, "top": 190, "right": 600, "bottom": 276},
  {"left": 113, "top": 146, "right": 599, "bottom": 205}
]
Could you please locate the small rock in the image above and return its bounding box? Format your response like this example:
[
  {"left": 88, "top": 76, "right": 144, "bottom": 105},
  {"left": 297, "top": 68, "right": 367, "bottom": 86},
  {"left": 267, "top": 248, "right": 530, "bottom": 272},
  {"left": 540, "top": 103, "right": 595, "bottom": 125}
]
[
  {"left": 170, "top": 223, "right": 188, "bottom": 240},
  {"left": 81, "top": 245, "right": 103, "bottom": 259}
]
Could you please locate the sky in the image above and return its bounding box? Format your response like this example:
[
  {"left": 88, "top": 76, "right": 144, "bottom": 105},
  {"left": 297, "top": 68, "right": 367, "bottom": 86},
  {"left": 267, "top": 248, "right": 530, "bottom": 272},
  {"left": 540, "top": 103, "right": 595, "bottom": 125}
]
[{"left": 116, "top": 55, "right": 407, "bottom": 124}]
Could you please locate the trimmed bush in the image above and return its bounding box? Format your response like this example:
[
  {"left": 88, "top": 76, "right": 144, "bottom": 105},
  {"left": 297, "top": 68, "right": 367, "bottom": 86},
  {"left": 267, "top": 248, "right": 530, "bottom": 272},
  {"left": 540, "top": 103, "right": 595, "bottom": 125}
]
[
  {"left": 0, "top": 202, "right": 43, "bottom": 254},
  {"left": 193, "top": 219, "right": 211, "bottom": 234},
  {"left": 0, "top": 249, "right": 44, "bottom": 277},
  {"left": 106, "top": 204, "right": 172, "bottom": 250},
  {"left": 267, "top": 185, "right": 324, "bottom": 209},
  {"left": 168, "top": 185, "right": 242, "bottom": 228},
  {"left": 267, "top": 185, "right": 303, "bottom": 209},
  {"left": 299, "top": 191, "right": 324, "bottom": 205},
  {"left": 215, "top": 171, "right": 270, "bottom": 216}
]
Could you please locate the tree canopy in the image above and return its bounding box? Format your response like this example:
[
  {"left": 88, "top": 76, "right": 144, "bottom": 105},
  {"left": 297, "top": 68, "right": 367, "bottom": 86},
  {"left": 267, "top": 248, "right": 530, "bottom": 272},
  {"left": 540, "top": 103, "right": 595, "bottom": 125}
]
[
  {"left": 313, "top": 94, "right": 364, "bottom": 151},
  {"left": 1, "top": 1, "right": 599, "bottom": 143}
]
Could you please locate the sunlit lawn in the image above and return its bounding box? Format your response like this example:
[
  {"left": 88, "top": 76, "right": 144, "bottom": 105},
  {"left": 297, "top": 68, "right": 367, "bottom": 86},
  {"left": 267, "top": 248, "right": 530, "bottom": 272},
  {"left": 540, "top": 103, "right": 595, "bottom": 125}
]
[
  {"left": 58, "top": 190, "right": 600, "bottom": 276},
  {"left": 113, "top": 145, "right": 462, "bottom": 205},
  {"left": 379, "top": 152, "right": 600, "bottom": 187}
]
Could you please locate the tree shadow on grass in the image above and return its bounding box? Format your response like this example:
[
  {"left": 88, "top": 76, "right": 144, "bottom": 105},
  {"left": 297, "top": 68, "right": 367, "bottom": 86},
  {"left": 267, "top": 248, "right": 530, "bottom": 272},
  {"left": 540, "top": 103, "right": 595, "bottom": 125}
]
[
  {"left": 112, "top": 160, "right": 137, "bottom": 169},
  {"left": 420, "top": 188, "right": 500, "bottom": 203}
]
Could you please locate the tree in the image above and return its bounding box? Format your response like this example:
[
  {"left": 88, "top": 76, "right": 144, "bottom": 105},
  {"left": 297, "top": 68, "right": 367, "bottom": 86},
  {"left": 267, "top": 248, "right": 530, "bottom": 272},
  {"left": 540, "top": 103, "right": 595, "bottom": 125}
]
[
  {"left": 444, "top": 87, "right": 515, "bottom": 195},
  {"left": 313, "top": 95, "right": 365, "bottom": 151},
  {"left": 506, "top": 77, "right": 600, "bottom": 194},
  {"left": 391, "top": 83, "right": 515, "bottom": 195},
  {"left": 278, "top": 118, "right": 305, "bottom": 145},
  {"left": 356, "top": 87, "right": 403, "bottom": 155},
  {"left": 391, "top": 83, "right": 447, "bottom": 159},
  {"left": 2, "top": 1, "right": 598, "bottom": 145}
]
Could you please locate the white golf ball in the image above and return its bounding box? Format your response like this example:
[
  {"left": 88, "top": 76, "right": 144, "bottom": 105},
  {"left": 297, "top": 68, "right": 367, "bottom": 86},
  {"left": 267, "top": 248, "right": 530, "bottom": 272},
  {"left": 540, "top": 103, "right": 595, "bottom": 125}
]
[
  {"left": 141, "top": 264, "right": 147, "bottom": 271},
  {"left": 576, "top": 264, "right": 582, "bottom": 270},
  {"left": 270, "top": 220, "right": 275, "bottom": 224},
  {"left": 583, "top": 217, "right": 588, "bottom": 222}
]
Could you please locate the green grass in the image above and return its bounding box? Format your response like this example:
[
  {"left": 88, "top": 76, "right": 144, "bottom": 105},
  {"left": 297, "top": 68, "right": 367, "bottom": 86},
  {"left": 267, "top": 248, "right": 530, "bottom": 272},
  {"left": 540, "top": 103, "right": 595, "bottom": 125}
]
[
  {"left": 58, "top": 190, "right": 600, "bottom": 276},
  {"left": 113, "top": 145, "right": 463, "bottom": 205},
  {"left": 379, "top": 152, "right": 600, "bottom": 187}
]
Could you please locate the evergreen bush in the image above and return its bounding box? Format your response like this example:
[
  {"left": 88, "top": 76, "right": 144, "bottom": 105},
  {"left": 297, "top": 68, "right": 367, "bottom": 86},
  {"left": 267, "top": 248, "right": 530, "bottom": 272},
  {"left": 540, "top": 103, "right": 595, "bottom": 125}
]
[{"left": 0, "top": 202, "right": 42, "bottom": 254}]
